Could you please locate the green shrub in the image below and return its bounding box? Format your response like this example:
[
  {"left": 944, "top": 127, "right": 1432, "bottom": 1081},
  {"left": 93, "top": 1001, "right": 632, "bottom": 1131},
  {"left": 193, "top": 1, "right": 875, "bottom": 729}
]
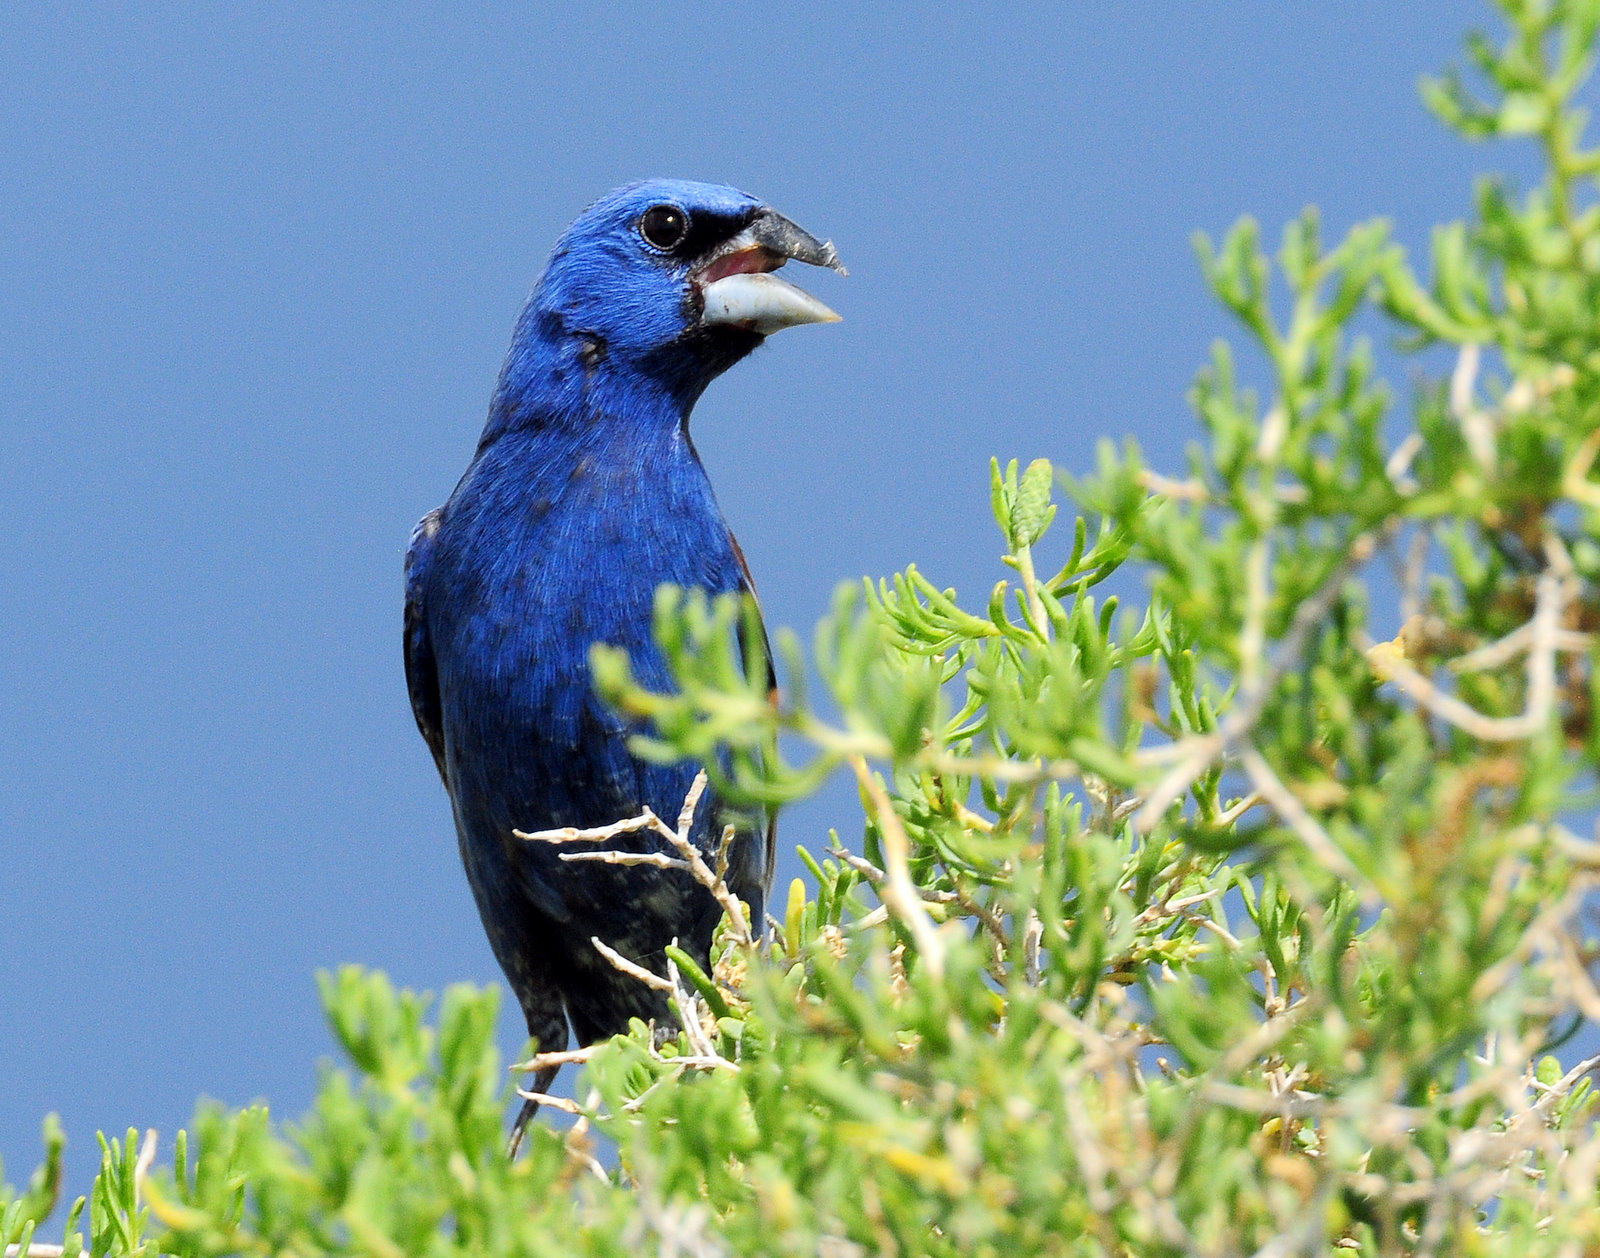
[{"left": 9, "top": 2, "right": 1600, "bottom": 1253}]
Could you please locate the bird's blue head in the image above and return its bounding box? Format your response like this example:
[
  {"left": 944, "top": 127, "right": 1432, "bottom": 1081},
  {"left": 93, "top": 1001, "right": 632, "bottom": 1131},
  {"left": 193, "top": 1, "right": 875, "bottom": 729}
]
[{"left": 492, "top": 179, "right": 845, "bottom": 427}]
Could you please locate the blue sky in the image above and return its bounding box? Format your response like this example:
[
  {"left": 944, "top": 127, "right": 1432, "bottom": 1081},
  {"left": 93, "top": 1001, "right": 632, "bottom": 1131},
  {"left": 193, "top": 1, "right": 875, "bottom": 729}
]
[{"left": 1, "top": 2, "right": 1525, "bottom": 1197}]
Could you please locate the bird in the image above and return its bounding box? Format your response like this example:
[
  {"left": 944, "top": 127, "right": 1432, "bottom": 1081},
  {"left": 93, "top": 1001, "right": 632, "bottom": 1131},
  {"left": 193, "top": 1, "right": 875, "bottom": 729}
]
[{"left": 403, "top": 180, "right": 844, "bottom": 1150}]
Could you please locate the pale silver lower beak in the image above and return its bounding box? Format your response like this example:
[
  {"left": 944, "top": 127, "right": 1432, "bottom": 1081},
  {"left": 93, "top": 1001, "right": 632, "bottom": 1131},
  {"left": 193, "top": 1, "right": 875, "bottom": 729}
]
[{"left": 700, "top": 272, "right": 842, "bottom": 333}]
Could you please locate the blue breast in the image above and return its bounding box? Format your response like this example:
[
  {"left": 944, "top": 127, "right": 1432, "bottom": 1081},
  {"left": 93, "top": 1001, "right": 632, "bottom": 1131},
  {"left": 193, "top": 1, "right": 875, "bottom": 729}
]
[{"left": 424, "top": 414, "right": 742, "bottom": 923}]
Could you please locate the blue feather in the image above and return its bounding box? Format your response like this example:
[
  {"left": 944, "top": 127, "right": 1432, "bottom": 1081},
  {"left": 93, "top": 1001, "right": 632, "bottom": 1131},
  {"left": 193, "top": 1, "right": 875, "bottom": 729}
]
[{"left": 405, "top": 181, "right": 839, "bottom": 1120}]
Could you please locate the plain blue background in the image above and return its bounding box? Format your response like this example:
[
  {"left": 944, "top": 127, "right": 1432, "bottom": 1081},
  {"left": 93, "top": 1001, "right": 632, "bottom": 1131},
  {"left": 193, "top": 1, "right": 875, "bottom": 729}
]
[{"left": 1, "top": 2, "right": 1539, "bottom": 1202}]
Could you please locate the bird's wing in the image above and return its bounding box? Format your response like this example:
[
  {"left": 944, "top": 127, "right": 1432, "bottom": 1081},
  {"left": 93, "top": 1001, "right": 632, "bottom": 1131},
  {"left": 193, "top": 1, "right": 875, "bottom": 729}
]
[
  {"left": 727, "top": 531, "right": 779, "bottom": 899},
  {"left": 404, "top": 508, "right": 449, "bottom": 785}
]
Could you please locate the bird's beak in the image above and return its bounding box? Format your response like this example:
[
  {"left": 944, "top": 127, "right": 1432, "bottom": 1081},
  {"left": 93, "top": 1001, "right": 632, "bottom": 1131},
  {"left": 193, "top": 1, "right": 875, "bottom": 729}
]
[{"left": 695, "top": 208, "right": 846, "bottom": 335}]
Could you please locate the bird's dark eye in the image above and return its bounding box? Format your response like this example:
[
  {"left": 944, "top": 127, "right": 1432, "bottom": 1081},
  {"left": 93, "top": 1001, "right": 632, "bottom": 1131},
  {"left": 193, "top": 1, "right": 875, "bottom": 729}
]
[{"left": 639, "top": 204, "right": 689, "bottom": 250}]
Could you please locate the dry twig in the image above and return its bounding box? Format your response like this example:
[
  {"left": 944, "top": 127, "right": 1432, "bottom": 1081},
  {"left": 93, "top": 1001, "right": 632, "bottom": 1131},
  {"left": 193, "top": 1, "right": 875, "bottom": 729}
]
[
  {"left": 512, "top": 1088, "right": 587, "bottom": 1116},
  {"left": 1362, "top": 569, "right": 1564, "bottom": 742},
  {"left": 559, "top": 851, "right": 693, "bottom": 871},
  {"left": 517, "top": 771, "right": 753, "bottom": 948},
  {"left": 1452, "top": 343, "right": 1496, "bottom": 470},
  {"left": 510, "top": 1046, "right": 600, "bottom": 1074},
  {"left": 516, "top": 813, "right": 663, "bottom": 845},
  {"left": 1239, "top": 743, "right": 1377, "bottom": 904},
  {"left": 849, "top": 756, "right": 948, "bottom": 980},
  {"left": 590, "top": 935, "right": 675, "bottom": 994},
  {"left": 1134, "top": 531, "right": 1378, "bottom": 831}
]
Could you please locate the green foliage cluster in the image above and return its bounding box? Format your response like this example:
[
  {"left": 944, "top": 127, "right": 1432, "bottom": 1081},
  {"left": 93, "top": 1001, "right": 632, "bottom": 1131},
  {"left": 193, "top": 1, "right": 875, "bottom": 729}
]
[{"left": 10, "top": 1, "right": 1600, "bottom": 1253}]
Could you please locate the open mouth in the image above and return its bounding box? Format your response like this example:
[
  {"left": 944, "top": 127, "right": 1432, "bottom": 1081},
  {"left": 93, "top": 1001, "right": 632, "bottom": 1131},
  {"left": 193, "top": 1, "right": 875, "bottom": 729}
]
[
  {"left": 693, "top": 211, "right": 845, "bottom": 335},
  {"left": 694, "top": 244, "right": 788, "bottom": 287}
]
